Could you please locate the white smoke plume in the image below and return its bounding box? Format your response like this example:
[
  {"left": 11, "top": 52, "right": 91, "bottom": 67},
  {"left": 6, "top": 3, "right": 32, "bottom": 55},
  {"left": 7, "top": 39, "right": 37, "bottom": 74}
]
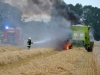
[
  {"left": 0, "top": 0, "right": 80, "bottom": 22},
  {"left": 0, "top": 0, "right": 53, "bottom": 21},
  {"left": 0, "top": 0, "right": 80, "bottom": 49}
]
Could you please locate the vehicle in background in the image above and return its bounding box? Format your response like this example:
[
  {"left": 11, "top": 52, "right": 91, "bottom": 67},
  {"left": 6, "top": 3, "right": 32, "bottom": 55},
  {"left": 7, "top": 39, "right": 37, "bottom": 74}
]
[{"left": 1, "top": 27, "right": 24, "bottom": 46}]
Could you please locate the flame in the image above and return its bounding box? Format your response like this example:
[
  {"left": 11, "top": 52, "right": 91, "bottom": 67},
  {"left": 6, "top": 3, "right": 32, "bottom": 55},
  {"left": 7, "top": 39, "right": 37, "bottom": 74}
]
[{"left": 65, "top": 43, "right": 72, "bottom": 50}]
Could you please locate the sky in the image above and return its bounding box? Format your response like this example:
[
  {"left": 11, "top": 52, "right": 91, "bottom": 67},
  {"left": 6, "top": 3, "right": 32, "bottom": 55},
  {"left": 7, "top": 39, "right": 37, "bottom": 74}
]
[{"left": 64, "top": 0, "right": 100, "bottom": 8}]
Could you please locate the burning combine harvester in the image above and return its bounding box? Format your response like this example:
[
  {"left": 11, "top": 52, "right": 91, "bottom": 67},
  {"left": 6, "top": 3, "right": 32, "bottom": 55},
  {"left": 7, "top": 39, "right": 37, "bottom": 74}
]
[
  {"left": 50, "top": 1, "right": 94, "bottom": 52},
  {"left": 61, "top": 24, "right": 94, "bottom": 52},
  {"left": 69, "top": 24, "right": 94, "bottom": 52}
]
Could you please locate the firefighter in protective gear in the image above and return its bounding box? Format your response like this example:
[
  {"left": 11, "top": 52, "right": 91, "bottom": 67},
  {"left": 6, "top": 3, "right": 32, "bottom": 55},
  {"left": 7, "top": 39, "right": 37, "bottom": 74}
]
[{"left": 27, "top": 37, "right": 33, "bottom": 49}]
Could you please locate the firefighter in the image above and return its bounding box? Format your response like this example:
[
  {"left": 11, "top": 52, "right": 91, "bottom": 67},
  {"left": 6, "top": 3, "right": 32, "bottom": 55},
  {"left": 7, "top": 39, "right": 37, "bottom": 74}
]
[{"left": 27, "top": 37, "right": 33, "bottom": 49}]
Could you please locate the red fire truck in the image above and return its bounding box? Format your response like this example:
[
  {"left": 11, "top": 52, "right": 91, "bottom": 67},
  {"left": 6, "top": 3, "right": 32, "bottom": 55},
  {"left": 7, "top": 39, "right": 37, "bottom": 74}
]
[{"left": 1, "top": 27, "right": 24, "bottom": 46}]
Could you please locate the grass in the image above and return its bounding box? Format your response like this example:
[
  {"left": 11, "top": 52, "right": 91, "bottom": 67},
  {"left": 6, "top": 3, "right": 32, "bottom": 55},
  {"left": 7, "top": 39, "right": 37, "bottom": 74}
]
[
  {"left": 0, "top": 46, "right": 22, "bottom": 53},
  {"left": 0, "top": 46, "right": 96, "bottom": 75},
  {"left": 1, "top": 41, "right": 100, "bottom": 75},
  {"left": 93, "top": 41, "right": 100, "bottom": 75},
  {"left": 0, "top": 47, "right": 57, "bottom": 66}
]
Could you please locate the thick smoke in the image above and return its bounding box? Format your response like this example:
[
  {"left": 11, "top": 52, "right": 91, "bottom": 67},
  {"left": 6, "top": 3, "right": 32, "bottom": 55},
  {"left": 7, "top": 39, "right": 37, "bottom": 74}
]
[
  {"left": 0, "top": 2, "right": 22, "bottom": 29},
  {"left": 0, "top": 0, "right": 80, "bottom": 22},
  {"left": 52, "top": 1, "right": 80, "bottom": 23},
  {"left": 89, "top": 27, "right": 94, "bottom": 42},
  {"left": 0, "top": 0, "right": 52, "bottom": 17},
  {"left": 0, "top": 0, "right": 80, "bottom": 49}
]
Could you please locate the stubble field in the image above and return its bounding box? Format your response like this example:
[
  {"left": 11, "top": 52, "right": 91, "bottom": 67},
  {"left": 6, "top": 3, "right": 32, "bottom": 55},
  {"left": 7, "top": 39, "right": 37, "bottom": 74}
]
[{"left": 0, "top": 42, "right": 99, "bottom": 75}]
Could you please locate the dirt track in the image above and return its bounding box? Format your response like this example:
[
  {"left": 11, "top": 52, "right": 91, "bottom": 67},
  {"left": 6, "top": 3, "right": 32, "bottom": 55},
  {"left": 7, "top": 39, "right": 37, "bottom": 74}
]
[{"left": 0, "top": 42, "right": 98, "bottom": 75}]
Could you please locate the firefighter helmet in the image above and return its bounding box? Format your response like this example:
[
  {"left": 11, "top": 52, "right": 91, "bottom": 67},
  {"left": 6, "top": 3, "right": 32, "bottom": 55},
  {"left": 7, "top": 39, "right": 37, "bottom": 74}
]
[{"left": 29, "top": 37, "right": 31, "bottom": 39}]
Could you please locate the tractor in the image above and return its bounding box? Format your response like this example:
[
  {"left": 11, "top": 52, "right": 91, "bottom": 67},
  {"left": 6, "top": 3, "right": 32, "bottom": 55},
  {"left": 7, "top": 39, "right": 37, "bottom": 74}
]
[{"left": 70, "top": 25, "right": 94, "bottom": 52}]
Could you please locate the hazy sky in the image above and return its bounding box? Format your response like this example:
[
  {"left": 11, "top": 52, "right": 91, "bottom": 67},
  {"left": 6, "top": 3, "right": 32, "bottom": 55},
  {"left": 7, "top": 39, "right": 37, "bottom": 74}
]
[{"left": 64, "top": 0, "right": 100, "bottom": 8}]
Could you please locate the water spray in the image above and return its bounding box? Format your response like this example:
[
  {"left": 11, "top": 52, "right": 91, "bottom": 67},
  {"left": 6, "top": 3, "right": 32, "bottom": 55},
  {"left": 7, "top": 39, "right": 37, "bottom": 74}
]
[{"left": 34, "top": 38, "right": 51, "bottom": 44}]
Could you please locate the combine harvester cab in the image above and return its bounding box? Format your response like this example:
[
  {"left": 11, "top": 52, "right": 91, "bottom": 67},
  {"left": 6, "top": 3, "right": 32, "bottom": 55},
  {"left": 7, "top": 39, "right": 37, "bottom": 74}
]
[
  {"left": 1, "top": 27, "right": 24, "bottom": 46},
  {"left": 71, "top": 25, "right": 94, "bottom": 52}
]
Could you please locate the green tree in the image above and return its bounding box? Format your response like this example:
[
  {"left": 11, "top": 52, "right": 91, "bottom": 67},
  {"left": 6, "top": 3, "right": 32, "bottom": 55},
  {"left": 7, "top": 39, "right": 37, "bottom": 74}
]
[
  {"left": 68, "top": 3, "right": 100, "bottom": 40},
  {"left": 0, "top": 2, "right": 22, "bottom": 30},
  {"left": 68, "top": 3, "right": 83, "bottom": 16},
  {"left": 83, "top": 6, "right": 100, "bottom": 40}
]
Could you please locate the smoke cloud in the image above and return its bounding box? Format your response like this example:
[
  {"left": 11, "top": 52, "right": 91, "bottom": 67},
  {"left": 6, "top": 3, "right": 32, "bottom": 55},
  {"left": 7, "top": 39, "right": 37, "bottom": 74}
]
[
  {"left": 0, "top": 0, "right": 52, "bottom": 18},
  {"left": 0, "top": 0, "right": 80, "bottom": 22},
  {"left": 52, "top": 1, "right": 80, "bottom": 23},
  {"left": 0, "top": 0, "right": 80, "bottom": 49}
]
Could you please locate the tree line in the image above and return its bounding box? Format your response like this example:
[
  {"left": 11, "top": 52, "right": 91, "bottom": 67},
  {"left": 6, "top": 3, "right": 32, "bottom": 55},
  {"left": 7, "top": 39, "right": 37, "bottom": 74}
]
[{"left": 68, "top": 3, "right": 100, "bottom": 40}]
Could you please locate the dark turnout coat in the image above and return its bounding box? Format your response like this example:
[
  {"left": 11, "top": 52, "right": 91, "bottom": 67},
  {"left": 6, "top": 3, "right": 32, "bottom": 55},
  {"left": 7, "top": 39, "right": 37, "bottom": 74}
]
[{"left": 27, "top": 39, "right": 32, "bottom": 47}]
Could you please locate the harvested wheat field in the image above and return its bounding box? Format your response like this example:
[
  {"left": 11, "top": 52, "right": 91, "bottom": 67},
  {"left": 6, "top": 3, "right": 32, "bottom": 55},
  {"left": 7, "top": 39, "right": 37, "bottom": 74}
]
[
  {"left": 93, "top": 41, "right": 100, "bottom": 75},
  {"left": 0, "top": 42, "right": 99, "bottom": 75}
]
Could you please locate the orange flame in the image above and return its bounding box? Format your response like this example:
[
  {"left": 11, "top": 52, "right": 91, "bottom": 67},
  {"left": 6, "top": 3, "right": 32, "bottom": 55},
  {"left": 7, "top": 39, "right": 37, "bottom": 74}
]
[{"left": 65, "top": 43, "right": 72, "bottom": 50}]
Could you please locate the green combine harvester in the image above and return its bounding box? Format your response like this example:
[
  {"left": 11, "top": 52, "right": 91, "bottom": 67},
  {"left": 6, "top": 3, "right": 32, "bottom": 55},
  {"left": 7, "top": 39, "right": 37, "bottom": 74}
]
[{"left": 71, "top": 25, "right": 94, "bottom": 52}]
